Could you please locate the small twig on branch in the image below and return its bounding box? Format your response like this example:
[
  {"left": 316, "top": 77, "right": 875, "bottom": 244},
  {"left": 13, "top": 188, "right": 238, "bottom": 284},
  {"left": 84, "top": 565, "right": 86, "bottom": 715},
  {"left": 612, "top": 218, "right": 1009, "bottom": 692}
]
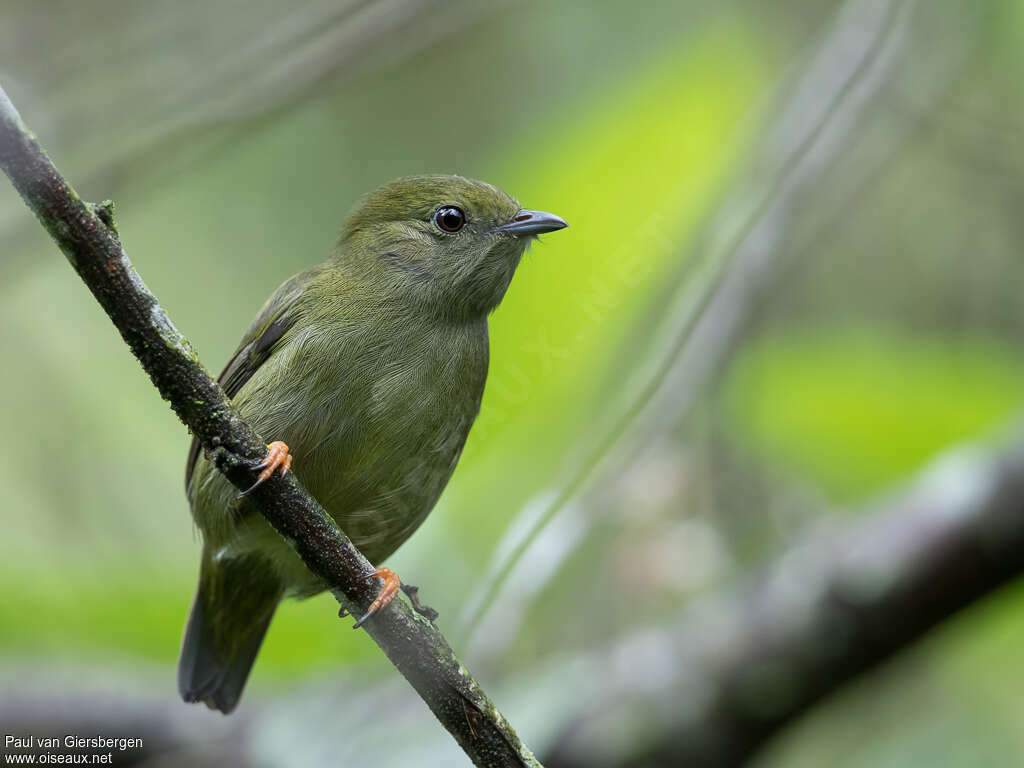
[{"left": 0, "top": 84, "right": 540, "bottom": 768}]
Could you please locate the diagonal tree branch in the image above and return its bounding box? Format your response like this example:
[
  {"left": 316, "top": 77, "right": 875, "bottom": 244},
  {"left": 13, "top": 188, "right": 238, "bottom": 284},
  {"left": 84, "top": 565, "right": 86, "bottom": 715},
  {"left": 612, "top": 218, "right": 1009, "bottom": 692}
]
[{"left": 0, "top": 83, "right": 540, "bottom": 768}]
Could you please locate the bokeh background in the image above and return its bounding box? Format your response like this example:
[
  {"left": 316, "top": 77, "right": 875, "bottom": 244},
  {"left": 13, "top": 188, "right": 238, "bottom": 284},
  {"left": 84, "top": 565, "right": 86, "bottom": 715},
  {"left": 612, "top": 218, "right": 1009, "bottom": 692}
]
[{"left": 3, "top": 0, "right": 1024, "bottom": 765}]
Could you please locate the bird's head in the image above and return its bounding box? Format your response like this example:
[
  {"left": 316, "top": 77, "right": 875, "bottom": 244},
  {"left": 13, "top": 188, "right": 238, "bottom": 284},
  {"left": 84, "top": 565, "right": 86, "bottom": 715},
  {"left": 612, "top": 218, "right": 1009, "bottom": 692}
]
[{"left": 337, "top": 174, "right": 567, "bottom": 320}]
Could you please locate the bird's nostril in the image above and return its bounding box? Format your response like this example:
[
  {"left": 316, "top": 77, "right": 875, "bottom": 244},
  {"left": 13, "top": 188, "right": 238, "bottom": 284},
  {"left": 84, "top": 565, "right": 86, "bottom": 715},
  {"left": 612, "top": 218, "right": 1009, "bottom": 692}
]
[{"left": 513, "top": 213, "right": 531, "bottom": 222}]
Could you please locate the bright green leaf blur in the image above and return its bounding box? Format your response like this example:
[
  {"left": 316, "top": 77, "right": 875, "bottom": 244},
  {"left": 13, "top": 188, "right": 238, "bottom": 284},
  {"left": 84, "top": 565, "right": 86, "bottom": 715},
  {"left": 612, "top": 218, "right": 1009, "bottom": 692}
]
[{"left": 725, "top": 328, "right": 1024, "bottom": 501}]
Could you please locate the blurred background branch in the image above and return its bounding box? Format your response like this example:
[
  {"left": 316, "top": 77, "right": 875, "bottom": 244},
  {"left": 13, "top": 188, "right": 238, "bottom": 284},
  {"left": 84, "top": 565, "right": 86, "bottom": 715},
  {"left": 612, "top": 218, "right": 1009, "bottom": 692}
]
[{"left": 545, "top": 429, "right": 1024, "bottom": 766}]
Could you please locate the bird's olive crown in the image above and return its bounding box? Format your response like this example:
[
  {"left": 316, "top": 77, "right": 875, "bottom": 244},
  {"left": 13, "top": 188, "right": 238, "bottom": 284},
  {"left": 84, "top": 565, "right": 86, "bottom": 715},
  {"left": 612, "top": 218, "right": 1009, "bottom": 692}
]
[
  {"left": 336, "top": 174, "right": 535, "bottom": 320},
  {"left": 341, "top": 174, "right": 522, "bottom": 238}
]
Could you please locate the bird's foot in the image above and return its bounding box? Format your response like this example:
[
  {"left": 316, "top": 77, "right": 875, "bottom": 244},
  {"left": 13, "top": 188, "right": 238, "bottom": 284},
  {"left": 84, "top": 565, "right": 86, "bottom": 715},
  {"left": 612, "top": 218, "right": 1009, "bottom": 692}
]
[
  {"left": 353, "top": 567, "right": 401, "bottom": 629},
  {"left": 237, "top": 440, "right": 292, "bottom": 497},
  {"left": 401, "top": 583, "right": 439, "bottom": 622}
]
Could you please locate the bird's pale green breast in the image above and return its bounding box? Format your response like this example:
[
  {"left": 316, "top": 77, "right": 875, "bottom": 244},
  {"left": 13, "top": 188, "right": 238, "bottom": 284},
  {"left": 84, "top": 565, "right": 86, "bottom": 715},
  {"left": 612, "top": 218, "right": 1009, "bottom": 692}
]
[{"left": 188, "top": 268, "right": 489, "bottom": 592}]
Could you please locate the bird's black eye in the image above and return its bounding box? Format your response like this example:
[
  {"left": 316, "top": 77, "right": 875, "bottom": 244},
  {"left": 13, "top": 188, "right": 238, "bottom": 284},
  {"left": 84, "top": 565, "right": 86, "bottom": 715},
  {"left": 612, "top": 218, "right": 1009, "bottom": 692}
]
[{"left": 433, "top": 205, "right": 466, "bottom": 233}]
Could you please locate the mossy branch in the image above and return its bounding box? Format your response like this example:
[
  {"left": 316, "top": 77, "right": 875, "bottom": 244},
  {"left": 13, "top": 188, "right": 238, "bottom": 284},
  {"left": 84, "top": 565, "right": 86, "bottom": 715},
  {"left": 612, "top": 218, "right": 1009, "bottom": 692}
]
[{"left": 0, "top": 84, "right": 540, "bottom": 768}]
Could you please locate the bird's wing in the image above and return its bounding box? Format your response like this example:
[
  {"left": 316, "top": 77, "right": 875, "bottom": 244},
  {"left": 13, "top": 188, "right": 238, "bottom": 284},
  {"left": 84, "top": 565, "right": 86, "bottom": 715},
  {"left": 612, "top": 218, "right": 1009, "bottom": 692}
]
[{"left": 184, "top": 271, "right": 310, "bottom": 491}]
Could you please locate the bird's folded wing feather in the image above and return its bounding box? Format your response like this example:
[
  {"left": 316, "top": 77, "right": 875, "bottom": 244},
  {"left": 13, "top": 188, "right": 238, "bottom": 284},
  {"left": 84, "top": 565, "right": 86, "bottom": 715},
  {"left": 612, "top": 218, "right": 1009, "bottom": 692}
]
[{"left": 184, "top": 271, "right": 311, "bottom": 491}]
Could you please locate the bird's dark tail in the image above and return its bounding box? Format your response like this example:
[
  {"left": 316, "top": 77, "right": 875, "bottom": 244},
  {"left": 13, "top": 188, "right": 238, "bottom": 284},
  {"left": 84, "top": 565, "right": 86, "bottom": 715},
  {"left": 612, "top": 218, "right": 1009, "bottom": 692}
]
[{"left": 178, "top": 548, "right": 282, "bottom": 714}]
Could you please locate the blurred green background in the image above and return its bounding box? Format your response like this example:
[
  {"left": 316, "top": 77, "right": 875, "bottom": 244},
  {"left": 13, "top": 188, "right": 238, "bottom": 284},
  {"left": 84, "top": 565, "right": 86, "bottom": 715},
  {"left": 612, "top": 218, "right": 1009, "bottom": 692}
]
[{"left": 2, "top": 0, "right": 1024, "bottom": 765}]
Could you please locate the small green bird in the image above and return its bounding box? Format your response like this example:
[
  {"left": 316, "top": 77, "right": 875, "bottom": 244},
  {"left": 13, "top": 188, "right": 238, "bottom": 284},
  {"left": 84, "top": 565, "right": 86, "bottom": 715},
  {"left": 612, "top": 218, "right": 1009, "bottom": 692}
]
[{"left": 178, "top": 174, "right": 567, "bottom": 713}]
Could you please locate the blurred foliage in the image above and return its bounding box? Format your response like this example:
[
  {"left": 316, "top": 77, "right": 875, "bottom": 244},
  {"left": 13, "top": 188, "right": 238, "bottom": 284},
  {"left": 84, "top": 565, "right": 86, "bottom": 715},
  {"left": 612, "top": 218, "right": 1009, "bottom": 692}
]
[
  {"left": 3, "top": 0, "right": 1024, "bottom": 766},
  {"left": 725, "top": 329, "right": 1024, "bottom": 500}
]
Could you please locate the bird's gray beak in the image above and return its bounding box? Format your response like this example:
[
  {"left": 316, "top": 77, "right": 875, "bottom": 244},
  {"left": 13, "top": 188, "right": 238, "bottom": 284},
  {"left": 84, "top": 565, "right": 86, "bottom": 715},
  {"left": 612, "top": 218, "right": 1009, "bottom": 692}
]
[{"left": 499, "top": 209, "right": 568, "bottom": 236}]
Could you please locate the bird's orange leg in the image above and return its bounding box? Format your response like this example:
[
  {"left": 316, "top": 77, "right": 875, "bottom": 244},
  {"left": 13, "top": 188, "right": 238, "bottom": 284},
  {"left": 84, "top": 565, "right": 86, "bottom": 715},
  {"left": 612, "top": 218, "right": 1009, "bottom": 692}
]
[
  {"left": 353, "top": 567, "right": 402, "bottom": 629},
  {"left": 237, "top": 440, "right": 292, "bottom": 497}
]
